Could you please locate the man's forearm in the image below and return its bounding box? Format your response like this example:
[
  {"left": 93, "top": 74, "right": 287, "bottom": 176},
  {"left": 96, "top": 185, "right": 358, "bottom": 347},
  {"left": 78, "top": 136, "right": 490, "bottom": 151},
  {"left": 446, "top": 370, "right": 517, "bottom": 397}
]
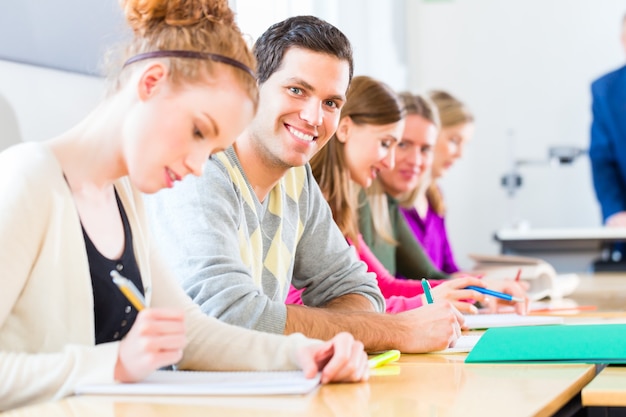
[
  {"left": 321, "top": 293, "right": 378, "bottom": 312},
  {"left": 284, "top": 303, "right": 405, "bottom": 352},
  {"left": 285, "top": 301, "right": 464, "bottom": 354}
]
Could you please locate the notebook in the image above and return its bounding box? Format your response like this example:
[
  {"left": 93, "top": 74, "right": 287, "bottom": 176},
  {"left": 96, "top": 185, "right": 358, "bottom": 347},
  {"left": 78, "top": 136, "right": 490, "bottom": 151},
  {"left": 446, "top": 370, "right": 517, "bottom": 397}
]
[
  {"left": 465, "top": 324, "right": 626, "bottom": 363},
  {"left": 75, "top": 370, "right": 321, "bottom": 396},
  {"left": 464, "top": 313, "right": 564, "bottom": 329}
]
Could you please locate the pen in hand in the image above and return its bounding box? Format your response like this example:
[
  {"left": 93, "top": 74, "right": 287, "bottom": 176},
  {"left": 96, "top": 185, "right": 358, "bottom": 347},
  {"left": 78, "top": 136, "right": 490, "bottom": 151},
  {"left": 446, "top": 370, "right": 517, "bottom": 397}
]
[
  {"left": 110, "top": 270, "right": 146, "bottom": 311},
  {"left": 464, "top": 285, "right": 524, "bottom": 303},
  {"left": 421, "top": 278, "right": 434, "bottom": 304}
]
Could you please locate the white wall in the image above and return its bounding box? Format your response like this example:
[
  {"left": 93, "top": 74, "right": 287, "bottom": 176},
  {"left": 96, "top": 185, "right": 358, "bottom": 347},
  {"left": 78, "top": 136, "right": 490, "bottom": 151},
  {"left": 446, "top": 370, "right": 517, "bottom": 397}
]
[
  {"left": 331, "top": 0, "right": 407, "bottom": 90},
  {"left": 234, "top": 0, "right": 407, "bottom": 89},
  {"left": 406, "top": 0, "right": 626, "bottom": 269},
  {"left": 0, "top": 60, "right": 104, "bottom": 143}
]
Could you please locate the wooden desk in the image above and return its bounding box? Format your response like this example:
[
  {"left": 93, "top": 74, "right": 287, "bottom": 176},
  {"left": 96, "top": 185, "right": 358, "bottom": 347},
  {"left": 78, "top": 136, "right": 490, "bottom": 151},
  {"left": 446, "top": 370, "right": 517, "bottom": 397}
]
[
  {"left": 565, "top": 273, "right": 626, "bottom": 313},
  {"left": 2, "top": 272, "right": 624, "bottom": 417},
  {"left": 582, "top": 366, "right": 626, "bottom": 408},
  {"left": 1, "top": 359, "right": 596, "bottom": 417}
]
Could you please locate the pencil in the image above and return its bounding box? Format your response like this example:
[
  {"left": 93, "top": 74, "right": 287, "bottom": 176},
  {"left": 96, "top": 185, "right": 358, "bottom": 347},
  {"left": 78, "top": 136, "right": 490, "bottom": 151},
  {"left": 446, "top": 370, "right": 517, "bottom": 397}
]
[
  {"left": 514, "top": 268, "right": 522, "bottom": 282},
  {"left": 110, "top": 270, "right": 146, "bottom": 311}
]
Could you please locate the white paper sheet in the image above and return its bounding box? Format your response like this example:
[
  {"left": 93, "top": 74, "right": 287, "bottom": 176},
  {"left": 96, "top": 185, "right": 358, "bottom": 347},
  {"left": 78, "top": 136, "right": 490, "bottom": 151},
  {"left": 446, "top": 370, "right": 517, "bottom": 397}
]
[
  {"left": 464, "top": 313, "right": 564, "bottom": 330},
  {"left": 432, "top": 335, "right": 482, "bottom": 354},
  {"left": 75, "top": 370, "right": 321, "bottom": 396}
]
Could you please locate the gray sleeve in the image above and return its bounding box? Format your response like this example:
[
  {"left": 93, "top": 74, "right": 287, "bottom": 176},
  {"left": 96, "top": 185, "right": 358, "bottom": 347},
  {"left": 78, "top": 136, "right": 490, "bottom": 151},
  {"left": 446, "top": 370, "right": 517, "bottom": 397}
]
[
  {"left": 143, "top": 158, "right": 288, "bottom": 334},
  {"left": 291, "top": 167, "right": 385, "bottom": 312}
]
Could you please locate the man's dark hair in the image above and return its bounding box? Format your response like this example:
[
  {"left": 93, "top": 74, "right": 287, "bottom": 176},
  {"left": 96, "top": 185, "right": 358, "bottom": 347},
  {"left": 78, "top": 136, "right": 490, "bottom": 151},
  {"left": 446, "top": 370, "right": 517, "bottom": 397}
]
[{"left": 253, "top": 15, "right": 353, "bottom": 84}]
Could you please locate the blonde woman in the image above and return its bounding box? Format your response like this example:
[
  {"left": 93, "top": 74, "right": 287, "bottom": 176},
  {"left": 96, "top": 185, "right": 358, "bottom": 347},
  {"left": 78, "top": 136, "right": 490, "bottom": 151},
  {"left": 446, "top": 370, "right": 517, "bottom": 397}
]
[
  {"left": 398, "top": 90, "right": 473, "bottom": 273},
  {"left": 375, "top": 90, "right": 527, "bottom": 314}
]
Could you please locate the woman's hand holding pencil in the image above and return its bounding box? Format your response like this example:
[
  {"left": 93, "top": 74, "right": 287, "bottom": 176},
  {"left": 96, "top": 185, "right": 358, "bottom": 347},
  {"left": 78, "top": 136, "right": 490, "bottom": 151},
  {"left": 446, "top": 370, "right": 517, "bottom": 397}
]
[{"left": 111, "top": 270, "right": 187, "bottom": 383}]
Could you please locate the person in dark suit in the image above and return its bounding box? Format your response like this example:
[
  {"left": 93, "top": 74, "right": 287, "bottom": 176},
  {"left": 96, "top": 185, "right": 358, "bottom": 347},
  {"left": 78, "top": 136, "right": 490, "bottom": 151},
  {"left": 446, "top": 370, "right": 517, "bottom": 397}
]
[{"left": 590, "top": 14, "right": 626, "bottom": 229}]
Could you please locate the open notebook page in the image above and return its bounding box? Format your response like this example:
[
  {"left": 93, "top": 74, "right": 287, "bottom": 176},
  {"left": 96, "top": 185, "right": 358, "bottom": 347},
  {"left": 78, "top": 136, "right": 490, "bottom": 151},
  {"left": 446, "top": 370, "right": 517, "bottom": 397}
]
[
  {"left": 465, "top": 313, "right": 563, "bottom": 330},
  {"left": 75, "top": 370, "right": 321, "bottom": 396},
  {"left": 431, "top": 335, "right": 482, "bottom": 354}
]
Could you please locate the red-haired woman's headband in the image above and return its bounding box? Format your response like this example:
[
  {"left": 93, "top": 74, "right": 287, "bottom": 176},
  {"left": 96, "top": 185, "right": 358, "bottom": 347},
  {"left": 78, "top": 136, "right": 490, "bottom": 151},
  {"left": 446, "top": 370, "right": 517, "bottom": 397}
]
[{"left": 123, "top": 50, "right": 255, "bottom": 78}]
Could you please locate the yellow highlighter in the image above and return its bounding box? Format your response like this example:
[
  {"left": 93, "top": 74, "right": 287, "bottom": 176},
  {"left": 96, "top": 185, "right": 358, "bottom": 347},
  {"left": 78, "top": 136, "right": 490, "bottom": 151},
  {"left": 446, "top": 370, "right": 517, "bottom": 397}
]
[
  {"left": 368, "top": 349, "right": 401, "bottom": 369},
  {"left": 110, "top": 270, "right": 146, "bottom": 311}
]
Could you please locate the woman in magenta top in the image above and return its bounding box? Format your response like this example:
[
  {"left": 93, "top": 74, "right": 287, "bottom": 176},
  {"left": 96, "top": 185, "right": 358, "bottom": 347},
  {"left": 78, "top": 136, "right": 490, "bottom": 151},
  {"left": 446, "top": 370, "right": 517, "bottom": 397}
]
[
  {"left": 400, "top": 198, "right": 459, "bottom": 274},
  {"left": 375, "top": 91, "right": 527, "bottom": 314},
  {"left": 381, "top": 90, "right": 474, "bottom": 274}
]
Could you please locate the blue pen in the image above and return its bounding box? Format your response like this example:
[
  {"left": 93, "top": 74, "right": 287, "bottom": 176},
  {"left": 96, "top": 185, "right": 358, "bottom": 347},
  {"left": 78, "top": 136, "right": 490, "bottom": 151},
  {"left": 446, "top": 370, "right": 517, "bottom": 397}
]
[
  {"left": 421, "top": 278, "right": 434, "bottom": 304},
  {"left": 465, "top": 285, "right": 524, "bottom": 303}
]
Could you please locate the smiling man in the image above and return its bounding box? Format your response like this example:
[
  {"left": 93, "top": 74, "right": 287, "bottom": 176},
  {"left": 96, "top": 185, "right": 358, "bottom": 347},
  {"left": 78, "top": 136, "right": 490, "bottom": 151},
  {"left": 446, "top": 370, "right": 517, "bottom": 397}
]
[{"left": 144, "top": 15, "right": 464, "bottom": 353}]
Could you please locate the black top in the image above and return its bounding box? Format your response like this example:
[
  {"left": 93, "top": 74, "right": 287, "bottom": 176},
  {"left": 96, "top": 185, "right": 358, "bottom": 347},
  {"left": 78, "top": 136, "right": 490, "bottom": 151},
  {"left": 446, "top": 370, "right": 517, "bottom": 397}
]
[{"left": 82, "top": 189, "right": 144, "bottom": 344}]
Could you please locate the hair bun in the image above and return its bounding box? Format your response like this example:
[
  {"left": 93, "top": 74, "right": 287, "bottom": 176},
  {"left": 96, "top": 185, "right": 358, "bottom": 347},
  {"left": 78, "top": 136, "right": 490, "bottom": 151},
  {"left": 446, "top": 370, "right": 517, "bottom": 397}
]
[{"left": 122, "top": 0, "right": 234, "bottom": 35}]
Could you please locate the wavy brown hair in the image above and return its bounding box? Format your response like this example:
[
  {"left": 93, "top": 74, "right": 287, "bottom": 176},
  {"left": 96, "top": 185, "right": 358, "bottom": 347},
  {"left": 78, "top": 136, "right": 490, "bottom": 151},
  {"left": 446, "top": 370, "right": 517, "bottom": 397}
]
[{"left": 310, "top": 75, "right": 404, "bottom": 246}]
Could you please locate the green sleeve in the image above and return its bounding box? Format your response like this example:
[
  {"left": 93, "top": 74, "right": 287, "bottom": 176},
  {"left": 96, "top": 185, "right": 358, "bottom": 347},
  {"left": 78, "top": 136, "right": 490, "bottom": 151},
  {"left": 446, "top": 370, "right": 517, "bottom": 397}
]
[
  {"left": 390, "top": 197, "right": 450, "bottom": 280},
  {"left": 358, "top": 191, "right": 398, "bottom": 274}
]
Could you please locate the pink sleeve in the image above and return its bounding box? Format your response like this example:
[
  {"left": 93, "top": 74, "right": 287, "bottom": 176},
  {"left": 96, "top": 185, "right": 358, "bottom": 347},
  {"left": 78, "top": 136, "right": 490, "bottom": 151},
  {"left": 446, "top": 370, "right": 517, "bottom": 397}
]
[
  {"left": 353, "top": 234, "right": 423, "bottom": 298},
  {"left": 285, "top": 285, "right": 304, "bottom": 305},
  {"left": 385, "top": 295, "right": 423, "bottom": 314},
  {"left": 286, "top": 235, "right": 448, "bottom": 313}
]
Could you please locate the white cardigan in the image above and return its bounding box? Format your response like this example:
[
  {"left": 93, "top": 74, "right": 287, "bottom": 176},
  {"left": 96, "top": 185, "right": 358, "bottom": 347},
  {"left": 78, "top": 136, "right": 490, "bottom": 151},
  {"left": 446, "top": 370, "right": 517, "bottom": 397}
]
[{"left": 0, "top": 143, "right": 317, "bottom": 411}]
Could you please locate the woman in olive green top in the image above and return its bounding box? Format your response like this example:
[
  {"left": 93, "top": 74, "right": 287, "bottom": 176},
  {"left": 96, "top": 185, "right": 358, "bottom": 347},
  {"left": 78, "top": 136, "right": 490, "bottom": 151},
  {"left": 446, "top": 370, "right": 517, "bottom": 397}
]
[{"left": 358, "top": 189, "right": 448, "bottom": 280}]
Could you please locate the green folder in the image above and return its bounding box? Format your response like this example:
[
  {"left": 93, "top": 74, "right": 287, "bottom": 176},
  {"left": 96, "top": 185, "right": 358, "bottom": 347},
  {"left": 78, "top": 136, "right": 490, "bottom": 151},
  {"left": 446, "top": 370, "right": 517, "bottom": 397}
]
[{"left": 465, "top": 324, "right": 626, "bottom": 364}]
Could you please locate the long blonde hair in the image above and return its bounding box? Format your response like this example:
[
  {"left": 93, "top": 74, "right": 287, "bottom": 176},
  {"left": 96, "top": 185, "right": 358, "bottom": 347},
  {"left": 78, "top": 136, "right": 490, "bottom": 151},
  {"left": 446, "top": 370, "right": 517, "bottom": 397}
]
[
  {"left": 310, "top": 75, "right": 404, "bottom": 246},
  {"left": 105, "top": 0, "right": 257, "bottom": 109},
  {"left": 426, "top": 90, "right": 474, "bottom": 216},
  {"left": 368, "top": 92, "right": 440, "bottom": 244}
]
